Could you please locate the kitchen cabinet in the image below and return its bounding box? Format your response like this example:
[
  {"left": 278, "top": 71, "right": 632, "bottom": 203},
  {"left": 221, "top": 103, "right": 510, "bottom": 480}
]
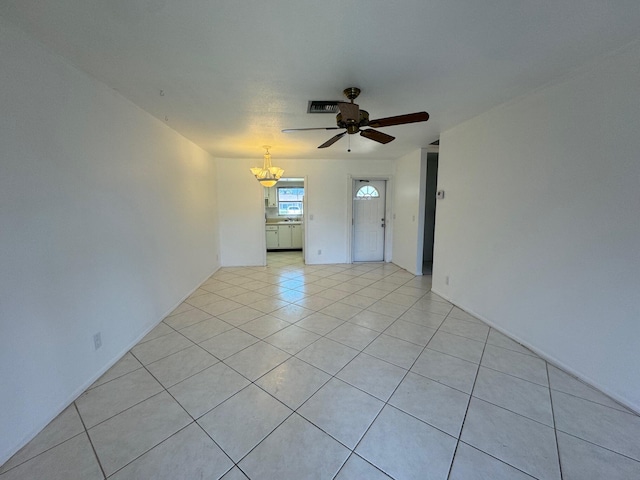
[
  {"left": 291, "top": 224, "right": 302, "bottom": 248},
  {"left": 280, "top": 224, "right": 303, "bottom": 249},
  {"left": 266, "top": 225, "right": 279, "bottom": 249},
  {"left": 265, "top": 223, "right": 303, "bottom": 250},
  {"left": 278, "top": 226, "right": 293, "bottom": 248},
  {"left": 264, "top": 187, "right": 277, "bottom": 208}
]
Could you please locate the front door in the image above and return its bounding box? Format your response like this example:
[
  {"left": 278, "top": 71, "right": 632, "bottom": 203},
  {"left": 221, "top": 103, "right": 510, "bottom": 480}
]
[{"left": 353, "top": 180, "right": 386, "bottom": 262}]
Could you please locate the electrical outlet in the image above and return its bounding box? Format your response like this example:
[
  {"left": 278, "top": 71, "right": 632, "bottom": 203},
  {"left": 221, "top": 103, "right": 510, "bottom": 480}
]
[
  {"left": 93, "top": 332, "right": 102, "bottom": 350},
  {"left": 318, "top": 249, "right": 322, "bottom": 255}
]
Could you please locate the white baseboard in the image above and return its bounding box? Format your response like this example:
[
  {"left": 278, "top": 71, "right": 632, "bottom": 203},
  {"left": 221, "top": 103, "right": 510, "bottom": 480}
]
[{"left": 431, "top": 288, "right": 639, "bottom": 415}]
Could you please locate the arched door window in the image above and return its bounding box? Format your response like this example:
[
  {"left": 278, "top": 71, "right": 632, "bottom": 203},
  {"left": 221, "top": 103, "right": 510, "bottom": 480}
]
[{"left": 355, "top": 185, "right": 379, "bottom": 199}]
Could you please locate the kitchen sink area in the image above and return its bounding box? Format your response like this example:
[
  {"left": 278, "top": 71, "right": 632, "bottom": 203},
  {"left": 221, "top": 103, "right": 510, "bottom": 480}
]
[{"left": 267, "top": 219, "right": 302, "bottom": 225}]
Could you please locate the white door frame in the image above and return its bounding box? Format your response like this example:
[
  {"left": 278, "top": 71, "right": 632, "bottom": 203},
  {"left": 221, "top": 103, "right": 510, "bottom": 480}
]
[
  {"left": 346, "top": 174, "right": 393, "bottom": 263},
  {"left": 261, "top": 176, "right": 308, "bottom": 266},
  {"left": 302, "top": 175, "right": 309, "bottom": 265},
  {"left": 260, "top": 183, "right": 267, "bottom": 266}
]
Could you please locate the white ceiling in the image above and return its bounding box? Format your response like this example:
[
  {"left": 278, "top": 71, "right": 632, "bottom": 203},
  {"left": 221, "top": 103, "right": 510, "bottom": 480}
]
[{"left": 2, "top": 0, "right": 639, "bottom": 159}]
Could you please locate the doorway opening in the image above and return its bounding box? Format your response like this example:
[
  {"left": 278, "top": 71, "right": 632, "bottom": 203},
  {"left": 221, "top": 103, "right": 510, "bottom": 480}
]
[
  {"left": 264, "top": 177, "right": 305, "bottom": 265},
  {"left": 352, "top": 179, "right": 387, "bottom": 262},
  {"left": 422, "top": 151, "right": 439, "bottom": 274}
]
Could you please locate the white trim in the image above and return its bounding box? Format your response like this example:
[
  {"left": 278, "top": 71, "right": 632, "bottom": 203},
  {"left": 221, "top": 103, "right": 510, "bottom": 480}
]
[
  {"left": 262, "top": 177, "right": 307, "bottom": 264},
  {"left": 303, "top": 175, "right": 309, "bottom": 264},
  {"left": 346, "top": 175, "right": 353, "bottom": 264},
  {"left": 348, "top": 175, "right": 392, "bottom": 263},
  {"left": 414, "top": 149, "right": 429, "bottom": 275},
  {"left": 261, "top": 183, "right": 267, "bottom": 266}
]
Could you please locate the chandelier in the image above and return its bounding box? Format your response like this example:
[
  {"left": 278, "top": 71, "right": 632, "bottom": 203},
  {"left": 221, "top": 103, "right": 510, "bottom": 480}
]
[{"left": 250, "top": 146, "right": 284, "bottom": 188}]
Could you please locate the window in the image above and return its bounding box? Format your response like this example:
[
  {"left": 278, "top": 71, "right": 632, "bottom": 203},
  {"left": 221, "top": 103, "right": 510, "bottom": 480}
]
[
  {"left": 355, "top": 185, "right": 379, "bottom": 199},
  {"left": 278, "top": 187, "right": 304, "bottom": 215}
]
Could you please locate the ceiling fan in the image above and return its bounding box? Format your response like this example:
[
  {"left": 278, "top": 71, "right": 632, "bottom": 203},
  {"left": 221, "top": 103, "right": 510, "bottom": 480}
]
[{"left": 282, "top": 87, "right": 429, "bottom": 149}]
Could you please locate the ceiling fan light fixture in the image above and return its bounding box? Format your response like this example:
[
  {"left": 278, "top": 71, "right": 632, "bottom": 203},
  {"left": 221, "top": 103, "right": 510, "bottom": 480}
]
[{"left": 250, "top": 146, "right": 284, "bottom": 188}]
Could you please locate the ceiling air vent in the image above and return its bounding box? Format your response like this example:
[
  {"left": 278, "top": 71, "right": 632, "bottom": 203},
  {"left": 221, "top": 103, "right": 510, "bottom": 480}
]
[{"left": 307, "top": 101, "right": 340, "bottom": 114}]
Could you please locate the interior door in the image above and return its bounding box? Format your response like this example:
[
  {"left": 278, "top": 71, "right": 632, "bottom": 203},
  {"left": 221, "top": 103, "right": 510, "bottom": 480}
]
[{"left": 353, "top": 180, "right": 386, "bottom": 262}]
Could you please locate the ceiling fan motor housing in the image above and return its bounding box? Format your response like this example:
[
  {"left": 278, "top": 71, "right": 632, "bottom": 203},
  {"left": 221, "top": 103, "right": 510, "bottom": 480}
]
[{"left": 336, "top": 110, "right": 369, "bottom": 134}]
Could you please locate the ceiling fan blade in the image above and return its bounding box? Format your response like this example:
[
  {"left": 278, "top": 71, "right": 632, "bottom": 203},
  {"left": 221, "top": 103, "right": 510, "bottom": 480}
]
[
  {"left": 360, "top": 129, "right": 395, "bottom": 144},
  {"left": 337, "top": 102, "right": 360, "bottom": 122},
  {"left": 368, "top": 111, "right": 429, "bottom": 128},
  {"left": 318, "top": 131, "right": 347, "bottom": 148},
  {"left": 282, "top": 127, "right": 342, "bottom": 133}
]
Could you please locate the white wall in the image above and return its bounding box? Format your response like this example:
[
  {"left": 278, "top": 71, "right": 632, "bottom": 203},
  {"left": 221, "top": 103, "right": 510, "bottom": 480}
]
[
  {"left": 433, "top": 41, "right": 640, "bottom": 411},
  {"left": 0, "top": 20, "right": 220, "bottom": 463},
  {"left": 391, "top": 149, "right": 427, "bottom": 275},
  {"left": 216, "top": 157, "right": 395, "bottom": 266}
]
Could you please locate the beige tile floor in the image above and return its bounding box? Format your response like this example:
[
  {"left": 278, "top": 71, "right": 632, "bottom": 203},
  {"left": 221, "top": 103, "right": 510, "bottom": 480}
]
[{"left": 2, "top": 251, "right": 640, "bottom": 479}]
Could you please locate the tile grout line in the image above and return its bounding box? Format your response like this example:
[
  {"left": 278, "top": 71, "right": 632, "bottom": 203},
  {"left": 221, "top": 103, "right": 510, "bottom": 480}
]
[
  {"left": 339, "top": 303, "right": 455, "bottom": 479},
  {"left": 73, "top": 402, "right": 107, "bottom": 479},
  {"left": 445, "top": 324, "right": 488, "bottom": 480},
  {"left": 553, "top": 429, "right": 640, "bottom": 465},
  {"left": 441, "top": 313, "right": 562, "bottom": 479},
  {"left": 0, "top": 431, "right": 89, "bottom": 477},
  {"left": 547, "top": 362, "right": 565, "bottom": 479},
  {"left": 77, "top": 372, "right": 167, "bottom": 430},
  {"left": 107, "top": 354, "right": 240, "bottom": 478},
  {"left": 548, "top": 385, "right": 636, "bottom": 415}
]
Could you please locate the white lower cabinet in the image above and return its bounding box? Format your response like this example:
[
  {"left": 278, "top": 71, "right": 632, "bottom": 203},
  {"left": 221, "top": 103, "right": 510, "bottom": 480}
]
[
  {"left": 290, "top": 224, "right": 302, "bottom": 248},
  {"left": 266, "top": 224, "right": 303, "bottom": 250},
  {"left": 266, "top": 226, "right": 279, "bottom": 249},
  {"left": 278, "top": 226, "right": 293, "bottom": 248}
]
